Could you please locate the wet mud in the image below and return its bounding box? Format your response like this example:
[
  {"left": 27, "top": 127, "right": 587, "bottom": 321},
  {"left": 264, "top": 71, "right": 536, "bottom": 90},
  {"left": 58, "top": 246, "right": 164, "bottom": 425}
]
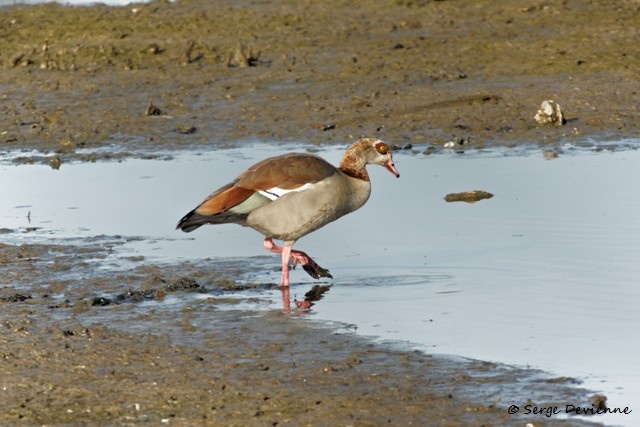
[
  {"left": 1, "top": 0, "right": 639, "bottom": 165},
  {"left": 2, "top": 0, "right": 636, "bottom": 424},
  {"left": 1, "top": 242, "right": 601, "bottom": 426}
]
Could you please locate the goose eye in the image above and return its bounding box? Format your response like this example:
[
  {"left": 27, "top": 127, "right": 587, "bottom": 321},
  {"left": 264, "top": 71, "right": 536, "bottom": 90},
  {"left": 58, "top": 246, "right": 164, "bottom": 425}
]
[{"left": 375, "top": 142, "right": 388, "bottom": 155}]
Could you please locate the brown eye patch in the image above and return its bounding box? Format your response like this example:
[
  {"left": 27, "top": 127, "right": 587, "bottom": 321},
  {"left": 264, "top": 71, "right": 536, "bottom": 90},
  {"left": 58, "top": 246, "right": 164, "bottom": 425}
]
[{"left": 375, "top": 142, "right": 389, "bottom": 155}]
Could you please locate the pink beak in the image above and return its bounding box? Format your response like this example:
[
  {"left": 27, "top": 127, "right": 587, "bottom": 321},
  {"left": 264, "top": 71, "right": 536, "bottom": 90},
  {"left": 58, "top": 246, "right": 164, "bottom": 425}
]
[{"left": 385, "top": 160, "right": 400, "bottom": 178}]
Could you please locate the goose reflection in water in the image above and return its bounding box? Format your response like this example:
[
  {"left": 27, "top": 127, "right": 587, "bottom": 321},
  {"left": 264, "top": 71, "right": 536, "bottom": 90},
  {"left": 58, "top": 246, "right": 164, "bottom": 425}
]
[{"left": 279, "top": 284, "right": 332, "bottom": 314}]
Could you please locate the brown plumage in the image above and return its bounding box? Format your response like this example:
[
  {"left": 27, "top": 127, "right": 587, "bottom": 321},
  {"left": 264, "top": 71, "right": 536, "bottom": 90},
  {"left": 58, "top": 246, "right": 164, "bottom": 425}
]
[{"left": 177, "top": 137, "right": 399, "bottom": 286}]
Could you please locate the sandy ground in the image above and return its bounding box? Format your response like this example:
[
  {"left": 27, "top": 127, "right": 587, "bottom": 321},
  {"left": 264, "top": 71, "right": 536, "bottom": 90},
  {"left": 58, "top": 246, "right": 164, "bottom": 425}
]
[{"left": 2, "top": 0, "right": 638, "bottom": 424}]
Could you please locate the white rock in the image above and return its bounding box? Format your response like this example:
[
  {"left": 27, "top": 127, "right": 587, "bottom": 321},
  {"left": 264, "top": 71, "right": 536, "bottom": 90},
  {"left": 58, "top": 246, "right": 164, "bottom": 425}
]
[{"left": 535, "top": 100, "right": 564, "bottom": 126}]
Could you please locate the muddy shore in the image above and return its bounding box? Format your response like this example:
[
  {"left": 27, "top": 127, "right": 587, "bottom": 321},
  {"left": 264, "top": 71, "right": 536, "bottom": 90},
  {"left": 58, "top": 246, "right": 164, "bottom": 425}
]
[
  {"left": 1, "top": 0, "right": 638, "bottom": 163},
  {"left": 2, "top": 0, "right": 637, "bottom": 425},
  {"left": 0, "top": 241, "right": 602, "bottom": 426}
]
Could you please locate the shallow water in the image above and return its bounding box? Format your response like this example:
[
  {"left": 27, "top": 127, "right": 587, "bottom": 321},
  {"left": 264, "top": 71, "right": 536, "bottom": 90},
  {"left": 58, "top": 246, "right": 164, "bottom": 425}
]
[{"left": 2, "top": 143, "right": 639, "bottom": 426}]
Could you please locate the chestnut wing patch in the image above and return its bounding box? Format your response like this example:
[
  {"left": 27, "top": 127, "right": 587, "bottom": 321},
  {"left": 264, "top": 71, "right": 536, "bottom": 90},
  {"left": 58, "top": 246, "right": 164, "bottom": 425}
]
[
  {"left": 194, "top": 153, "right": 336, "bottom": 216},
  {"left": 237, "top": 153, "right": 337, "bottom": 191},
  {"left": 195, "top": 183, "right": 255, "bottom": 216}
]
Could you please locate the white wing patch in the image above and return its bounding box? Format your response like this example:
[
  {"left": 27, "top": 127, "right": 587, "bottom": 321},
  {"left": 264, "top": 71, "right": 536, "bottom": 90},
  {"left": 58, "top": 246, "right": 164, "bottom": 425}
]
[{"left": 258, "top": 183, "right": 314, "bottom": 201}]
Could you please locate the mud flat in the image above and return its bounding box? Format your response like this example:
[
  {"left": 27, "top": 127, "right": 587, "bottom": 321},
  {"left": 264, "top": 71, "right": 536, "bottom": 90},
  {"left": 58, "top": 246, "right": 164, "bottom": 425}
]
[
  {"left": 2, "top": 0, "right": 637, "bottom": 425},
  {"left": 1, "top": 0, "right": 638, "bottom": 164},
  {"left": 0, "top": 240, "right": 602, "bottom": 426},
  {"left": 1, "top": 151, "right": 618, "bottom": 426}
]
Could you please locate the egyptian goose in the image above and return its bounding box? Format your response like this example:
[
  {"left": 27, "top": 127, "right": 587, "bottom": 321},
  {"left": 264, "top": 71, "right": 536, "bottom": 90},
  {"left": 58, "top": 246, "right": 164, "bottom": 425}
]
[{"left": 176, "top": 138, "right": 400, "bottom": 287}]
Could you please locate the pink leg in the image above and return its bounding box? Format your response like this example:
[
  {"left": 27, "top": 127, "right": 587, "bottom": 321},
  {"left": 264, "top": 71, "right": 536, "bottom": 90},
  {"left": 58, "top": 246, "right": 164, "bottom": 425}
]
[
  {"left": 263, "top": 237, "right": 292, "bottom": 286},
  {"left": 263, "top": 237, "right": 333, "bottom": 287},
  {"left": 280, "top": 245, "right": 292, "bottom": 287}
]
